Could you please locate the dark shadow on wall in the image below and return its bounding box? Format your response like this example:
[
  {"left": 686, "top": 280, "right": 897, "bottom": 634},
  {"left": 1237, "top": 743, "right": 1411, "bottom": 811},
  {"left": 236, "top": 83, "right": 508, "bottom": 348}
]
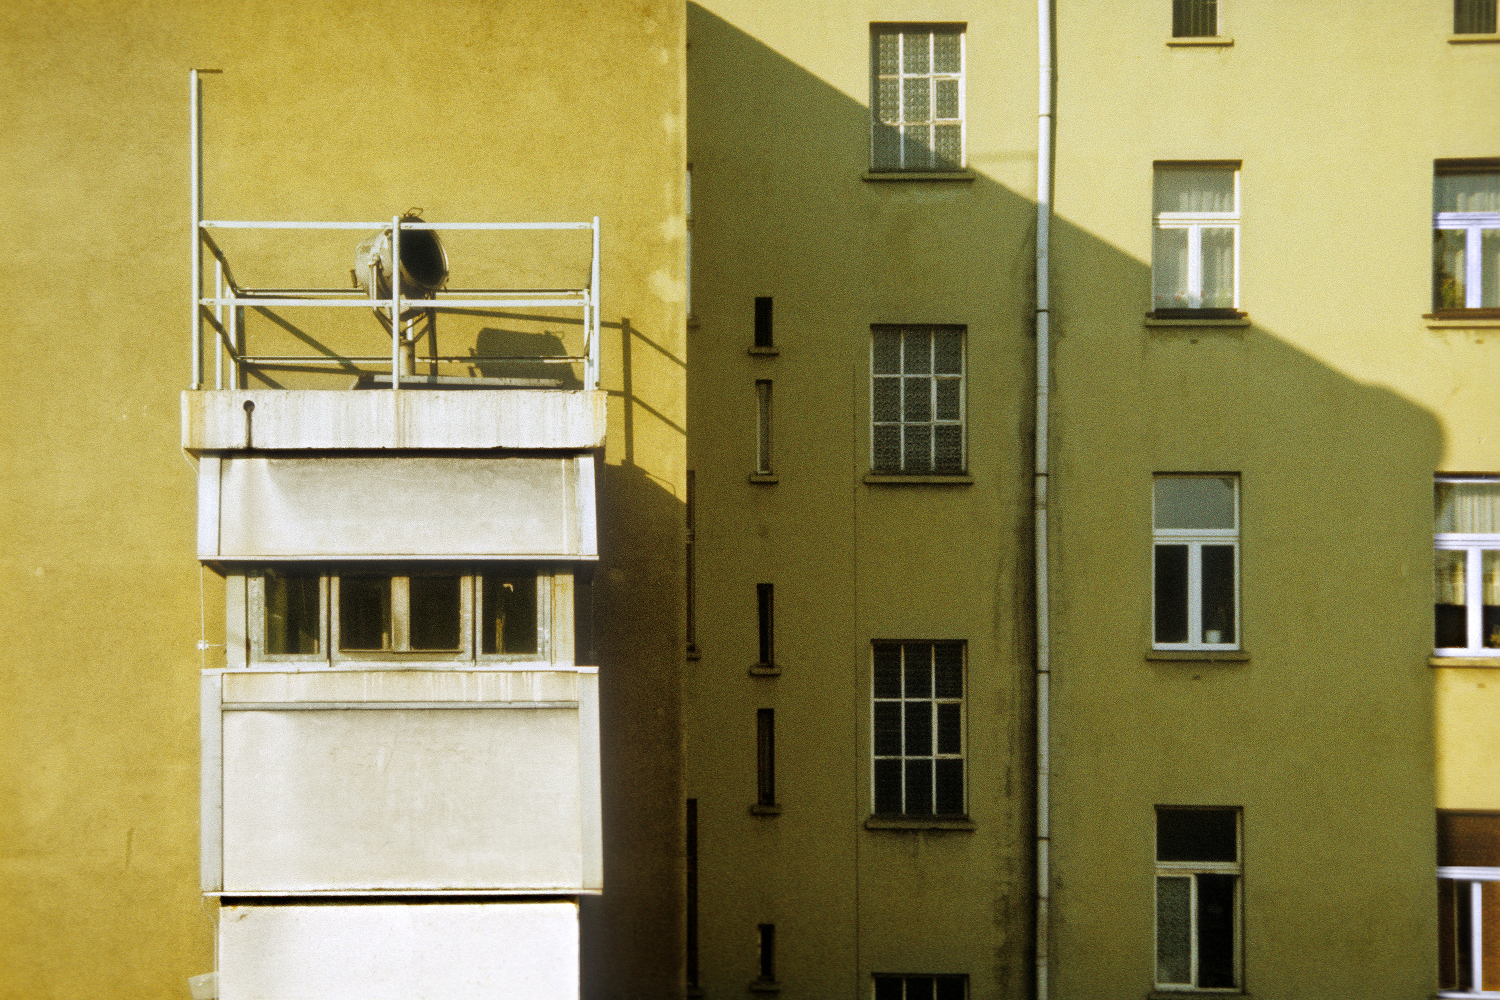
[{"left": 677, "top": 5, "right": 1443, "bottom": 1000}]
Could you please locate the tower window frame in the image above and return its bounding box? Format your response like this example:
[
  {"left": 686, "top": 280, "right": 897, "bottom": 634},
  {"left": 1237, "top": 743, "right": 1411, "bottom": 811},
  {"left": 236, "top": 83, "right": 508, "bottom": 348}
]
[
  {"left": 871, "top": 325, "right": 966, "bottom": 475},
  {"left": 871, "top": 641, "right": 966, "bottom": 819},
  {"left": 870, "top": 24, "right": 966, "bottom": 173}
]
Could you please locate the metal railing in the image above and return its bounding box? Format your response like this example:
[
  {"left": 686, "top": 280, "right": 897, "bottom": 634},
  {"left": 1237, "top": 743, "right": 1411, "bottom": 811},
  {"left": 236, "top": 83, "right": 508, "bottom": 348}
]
[{"left": 189, "top": 71, "right": 600, "bottom": 392}]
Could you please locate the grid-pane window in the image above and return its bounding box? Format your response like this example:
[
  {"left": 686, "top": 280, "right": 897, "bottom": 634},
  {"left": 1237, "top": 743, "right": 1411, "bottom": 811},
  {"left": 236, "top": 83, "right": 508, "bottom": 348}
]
[
  {"left": 873, "top": 641, "right": 964, "bottom": 817},
  {"left": 1153, "top": 164, "right": 1240, "bottom": 313},
  {"left": 1434, "top": 165, "right": 1500, "bottom": 313},
  {"left": 1438, "top": 811, "right": 1500, "bottom": 995},
  {"left": 872, "top": 326, "right": 965, "bottom": 473},
  {"left": 872, "top": 26, "right": 964, "bottom": 171},
  {"left": 873, "top": 975, "right": 967, "bottom": 1000},
  {"left": 1435, "top": 478, "right": 1500, "bottom": 653},
  {"left": 1173, "top": 0, "right": 1218, "bottom": 36},
  {"left": 1153, "top": 476, "right": 1239, "bottom": 649},
  {"left": 1456, "top": 0, "right": 1498, "bottom": 34},
  {"left": 1156, "top": 807, "right": 1241, "bottom": 991}
]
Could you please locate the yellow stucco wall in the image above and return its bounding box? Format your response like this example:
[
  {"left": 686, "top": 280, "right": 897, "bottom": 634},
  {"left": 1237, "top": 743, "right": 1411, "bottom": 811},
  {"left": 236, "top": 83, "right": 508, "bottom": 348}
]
[{"left": 0, "top": 2, "right": 685, "bottom": 996}]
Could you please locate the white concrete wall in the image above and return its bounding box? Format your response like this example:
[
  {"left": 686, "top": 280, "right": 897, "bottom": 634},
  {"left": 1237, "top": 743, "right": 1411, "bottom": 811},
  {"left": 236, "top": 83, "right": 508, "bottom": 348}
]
[
  {"left": 218, "top": 901, "right": 578, "bottom": 1000},
  {"left": 183, "top": 389, "right": 606, "bottom": 451}
]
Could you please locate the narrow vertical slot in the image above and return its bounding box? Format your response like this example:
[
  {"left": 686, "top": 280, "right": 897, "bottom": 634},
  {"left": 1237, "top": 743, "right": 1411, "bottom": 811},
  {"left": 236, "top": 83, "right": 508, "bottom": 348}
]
[
  {"left": 757, "top": 923, "right": 776, "bottom": 983},
  {"left": 757, "top": 583, "right": 774, "bottom": 666},
  {"left": 687, "top": 799, "right": 700, "bottom": 994},
  {"left": 757, "top": 708, "right": 776, "bottom": 808},
  {"left": 755, "top": 380, "right": 773, "bottom": 474},
  {"left": 754, "top": 296, "right": 773, "bottom": 347},
  {"left": 687, "top": 470, "right": 698, "bottom": 658}
]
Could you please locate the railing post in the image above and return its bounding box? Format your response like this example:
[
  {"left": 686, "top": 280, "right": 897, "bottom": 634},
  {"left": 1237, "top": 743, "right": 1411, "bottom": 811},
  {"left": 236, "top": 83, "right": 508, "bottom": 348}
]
[{"left": 391, "top": 216, "right": 401, "bottom": 390}]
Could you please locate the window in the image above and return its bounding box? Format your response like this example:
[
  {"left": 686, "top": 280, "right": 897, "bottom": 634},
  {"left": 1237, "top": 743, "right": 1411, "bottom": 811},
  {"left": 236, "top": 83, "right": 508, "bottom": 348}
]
[
  {"left": 1153, "top": 476, "right": 1239, "bottom": 650},
  {"left": 1455, "top": 0, "right": 1498, "bottom": 34},
  {"left": 755, "top": 381, "right": 773, "bottom": 475},
  {"left": 1156, "top": 807, "right": 1241, "bottom": 991},
  {"left": 754, "top": 297, "right": 774, "bottom": 347},
  {"left": 1438, "top": 811, "right": 1500, "bottom": 995},
  {"left": 1153, "top": 163, "right": 1241, "bottom": 315},
  {"left": 871, "top": 326, "right": 965, "bottom": 474},
  {"left": 1434, "top": 478, "right": 1500, "bottom": 654},
  {"left": 873, "top": 975, "right": 967, "bottom": 1000},
  {"left": 872, "top": 641, "right": 965, "bottom": 817},
  {"left": 757, "top": 583, "right": 775, "bottom": 667},
  {"left": 248, "top": 567, "right": 557, "bottom": 664},
  {"left": 756, "top": 924, "right": 777, "bottom": 986},
  {"left": 1434, "top": 163, "right": 1500, "bottom": 315},
  {"left": 871, "top": 25, "right": 964, "bottom": 172},
  {"left": 1173, "top": 0, "right": 1218, "bottom": 37},
  {"left": 756, "top": 709, "right": 777, "bottom": 809}
]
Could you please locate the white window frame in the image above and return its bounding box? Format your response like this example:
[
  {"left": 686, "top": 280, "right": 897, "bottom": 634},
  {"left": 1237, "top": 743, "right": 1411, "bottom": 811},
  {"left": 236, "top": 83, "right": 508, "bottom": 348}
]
[
  {"left": 870, "top": 325, "right": 967, "bottom": 474},
  {"left": 871, "top": 641, "right": 967, "bottom": 818},
  {"left": 1152, "top": 476, "right": 1241, "bottom": 651},
  {"left": 1155, "top": 808, "right": 1243, "bottom": 993},
  {"left": 244, "top": 566, "right": 561, "bottom": 668},
  {"left": 870, "top": 25, "right": 966, "bottom": 172},
  {"left": 1438, "top": 866, "right": 1500, "bottom": 998},
  {"left": 1434, "top": 211, "right": 1500, "bottom": 313},
  {"left": 1152, "top": 163, "right": 1241, "bottom": 312},
  {"left": 1434, "top": 476, "right": 1500, "bottom": 655}
]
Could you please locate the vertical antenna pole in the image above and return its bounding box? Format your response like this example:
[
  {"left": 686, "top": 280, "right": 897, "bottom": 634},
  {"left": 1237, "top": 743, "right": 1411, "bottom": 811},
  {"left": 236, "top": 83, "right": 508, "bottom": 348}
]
[
  {"left": 591, "top": 216, "right": 601, "bottom": 390},
  {"left": 214, "top": 259, "right": 223, "bottom": 390},
  {"left": 391, "top": 216, "right": 401, "bottom": 390},
  {"left": 190, "top": 70, "right": 203, "bottom": 390}
]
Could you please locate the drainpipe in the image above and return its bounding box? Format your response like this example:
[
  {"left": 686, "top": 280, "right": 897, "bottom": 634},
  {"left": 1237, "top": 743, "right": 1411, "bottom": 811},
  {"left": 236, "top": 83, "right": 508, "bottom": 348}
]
[{"left": 1034, "top": 1, "right": 1054, "bottom": 999}]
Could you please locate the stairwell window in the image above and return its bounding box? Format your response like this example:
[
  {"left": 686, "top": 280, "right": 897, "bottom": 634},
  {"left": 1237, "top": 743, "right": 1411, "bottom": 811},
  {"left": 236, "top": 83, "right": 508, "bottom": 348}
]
[
  {"left": 871, "top": 25, "right": 965, "bottom": 172},
  {"left": 872, "top": 326, "right": 965, "bottom": 474},
  {"left": 872, "top": 641, "right": 965, "bottom": 817},
  {"left": 873, "top": 975, "right": 967, "bottom": 1000},
  {"left": 1153, "top": 163, "right": 1241, "bottom": 316},
  {"left": 1153, "top": 475, "right": 1239, "bottom": 650},
  {"left": 1434, "top": 478, "right": 1500, "bottom": 654},
  {"left": 1156, "top": 807, "right": 1242, "bottom": 991},
  {"left": 1433, "top": 163, "right": 1500, "bottom": 316}
]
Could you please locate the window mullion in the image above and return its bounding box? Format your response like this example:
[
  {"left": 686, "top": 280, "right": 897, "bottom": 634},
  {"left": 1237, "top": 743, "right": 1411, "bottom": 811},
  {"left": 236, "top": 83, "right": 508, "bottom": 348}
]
[
  {"left": 1187, "top": 542, "right": 1204, "bottom": 646},
  {"left": 1469, "top": 548, "right": 1485, "bottom": 651},
  {"left": 1187, "top": 225, "right": 1203, "bottom": 307},
  {"left": 1189, "top": 873, "right": 1200, "bottom": 988},
  {"left": 1468, "top": 226, "right": 1484, "bottom": 310},
  {"left": 1473, "top": 881, "right": 1485, "bottom": 992},
  {"left": 393, "top": 576, "right": 410, "bottom": 651}
]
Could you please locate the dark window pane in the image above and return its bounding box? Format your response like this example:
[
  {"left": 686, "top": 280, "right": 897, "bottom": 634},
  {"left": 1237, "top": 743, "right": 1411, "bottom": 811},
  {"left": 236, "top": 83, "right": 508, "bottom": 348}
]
[
  {"left": 875, "top": 979, "right": 903, "bottom": 1000},
  {"left": 1157, "top": 808, "right": 1237, "bottom": 862},
  {"left": 1196, "top": 873, "right": 1236, "bottom": 988},
  {"left": 874, "top": 378, "right": 901, "bottom": 422},
  {"left": 933, "top": 424, "right": 963, "bottom": 472},
  {"left": 1173, "top": 0, "right": 1217, "bottom": 37},
  {"left": 933, "top": 330, "right": 962, "bottom": 373},
  {"left": 339, "top": 576, "right": 391, "bottom": 650},
  {"left": 903, "top": 329, "right": 931, "bottom": 374},
  {"left": 266, "top": 572, "right": 319, "bottom": 655},
  {"left": 903, "top": 377, "right": 932, "bottom": 422},
  {"left": 1457, "top": 0, "right": 1498, "bottom": 33},
  {"left": 482, "top": 575, "right": 538, "bottom": 654},
  {"left": 874, "top": 425, "right": 902, "bottom": 471},
  {"left": 874, "top": 643, "right": 903, "bottom": 697},
  {"left": 906, "top": 978, "right": 934, "bottom": 1000},
  {"left": 935, "top": 378, "right": 960, "bottom": 421},
  {"left": 754, "top": 297, "right": 773, "bottom": 347},
  {"left": 874, "top": 702, "right": 903, "bottom": 757},
  {"left": 904, "top": 702, "right": 932, "bottom": 756},
  {"left": 758, "top": 924, "right": 775, "bottom": 980},
  {"left": 934, "top": 977, "right": 966, "bottom": 1000},
  {"left": 409, "top": 575, "right": 460, "bottom": 650},
  {"left": 1439, "top": 811, "right": 1500, "bottom": 867},
  {"left": 1437, "top": 603, "right": 1469, "bottom": 649},
  {"left": 1200, "top": 545, "right": 1235, "bottom": 644},
  {"left": 1154, "top": 545, "right": 1189, "bottom": 644},
  {"left": 1156, "top": 876, "right": 1191, "bottom": 984},
  {"left": 905, "top": 758, "right": 933, "bottom": 815},
  {"left": 937, "top": 703, "right": 962, "bottom": 755},
  {"left": 873, "top": 329, "right": 901, "bottom": 374},
  {"left": 904, "top": 644, "right": 932, "bottom": 697},
  {"left": 757, "top": 583, "right": 774, "bottom": 665},
  {"left": 874, "top": 759, "right": 902, "bottom": 814},
  {"left": 1440, "top": 879, "right": 1460, "bottom": 992},
  {"left": 935, "top": 759, "right": 963, "bottom": 815},
  {"left": 934, "top": 643, "right": 963, "bottom": 697},
  {"left": 757, "top": 709, "right": 775, "bottom": 806}
]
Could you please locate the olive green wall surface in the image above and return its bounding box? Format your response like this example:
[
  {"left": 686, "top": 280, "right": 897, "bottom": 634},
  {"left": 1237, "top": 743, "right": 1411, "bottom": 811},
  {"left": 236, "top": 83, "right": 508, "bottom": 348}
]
[{"left": 0, "top": 2, "right": 684, "bottom": 997}]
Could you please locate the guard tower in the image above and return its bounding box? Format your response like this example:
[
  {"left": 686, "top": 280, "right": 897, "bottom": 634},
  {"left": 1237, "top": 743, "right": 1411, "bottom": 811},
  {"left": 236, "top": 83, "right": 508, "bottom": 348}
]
[{"left": 182, "top": 72, "right": 603, "bottom": 1000}]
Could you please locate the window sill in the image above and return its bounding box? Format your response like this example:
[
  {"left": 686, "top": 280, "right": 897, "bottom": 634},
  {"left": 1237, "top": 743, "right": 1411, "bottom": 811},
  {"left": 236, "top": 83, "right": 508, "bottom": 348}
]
[
  {"left": 687, "top": 314, "right": 701, "bottom": 330},
  {"left": 1426, "top": 315, "right": 1500, "bottom": 329},
  {"left": 1450, "top": 33, "right": 1500, "bottom": 43},
  {"left": 864, "top": 816, "right": 976, "bottom": 831},
  {"left": 1144, "top": 314, "right": 1250, "bottom": 329},
  {"left": 1430, "top": 655, "right": 1500, "bottom": 668},
  {"left": 1149, "top": 992, "right": 1248, "bottom": 998},
  {"left": 1147, "top": 649, "right": 1250, "bottom": 663},
  {"left": 748, "top": 473, "right": 779, "bottom": 484},
  {"left": 686, "top": 646, "right": 701, "bottom": 662},
  {"left": 748, "top": 345, "right": 780, "bottom": 356},
  {"left": 749, "top": 980, "right": 781, "bottom": 994},
  {"left": 750, "top": 803, "right": 782, "bottom": 816},
  {"left": 863, "top": 473, "right": 974, "bottom": 485},
  {"left": 749, "top": 663, "right": 781, "bottom": 677},
  {"left": 1166, "top": 36, "right": 1234, "bottom": 46},
  {"left": 863, "top": 169, "right": 976, "bottom": 183}
]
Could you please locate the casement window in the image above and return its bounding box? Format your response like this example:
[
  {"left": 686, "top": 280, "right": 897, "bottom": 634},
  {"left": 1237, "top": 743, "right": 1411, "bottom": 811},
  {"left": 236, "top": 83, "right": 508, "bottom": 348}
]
[
  {"left": 1434, "top": 478, "right": 1500, "bottom": 654},
  {"left": 248, "top": 566, "right": 557, "bottom": 665},
  {"left": 1455, "top": 0, "right": 1498, "bottom": 34},
  {"left": 1153, "top": 163, "right": 1241, "bottom": 316},
  {"left": 871, "top": 326, "right": 965, "bottom": 474},
  {"left": 1153, "top": 476, "right": 1240, "bottom": 650},
  {"left": 872, "top": 641, "right": 965, "bottom": 817},
  {"left": 1172, "top": 0, "right": 1219, "bottom": 37},
  {"left": 873, "top": 975, "right": 968, "bottom": 1000},
  {"left": 1433, "top": 163, "right": 1500, "bottom": 315},
  {"left": 1155, "top": 807, "right": 1241, "bottom": 991},
  {"left": 871, "top": 25, "right": 965, "bottom": 172},
  {"left": 1438, "top": 810, "right": 1500, "bottom": 996}
]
